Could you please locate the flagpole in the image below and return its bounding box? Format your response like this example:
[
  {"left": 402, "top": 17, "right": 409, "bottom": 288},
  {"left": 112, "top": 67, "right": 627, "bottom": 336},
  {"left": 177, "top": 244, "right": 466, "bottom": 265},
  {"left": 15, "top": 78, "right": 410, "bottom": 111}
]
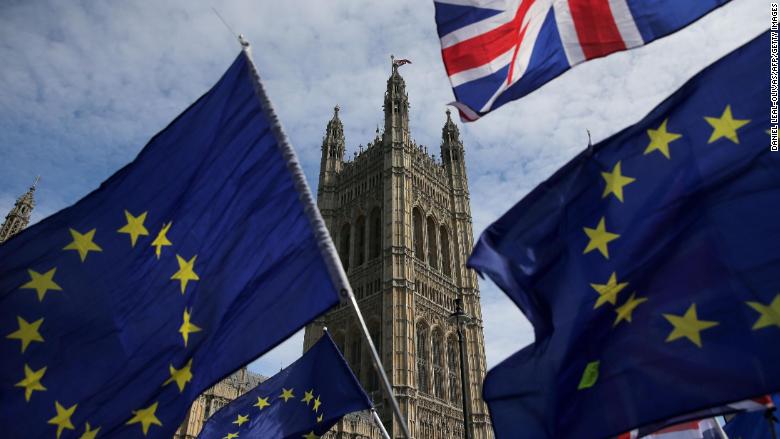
[
  {"left": 239, "top": 37, "right": 412, "bottom": 439},
  {"left": 372, "top": 408, "right": 391, "bottom": 439}
]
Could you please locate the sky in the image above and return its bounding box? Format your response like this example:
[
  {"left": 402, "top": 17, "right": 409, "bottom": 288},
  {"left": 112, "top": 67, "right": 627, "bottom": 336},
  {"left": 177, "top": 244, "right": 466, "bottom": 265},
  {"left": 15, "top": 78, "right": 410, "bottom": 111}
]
[{"left": 0, "top": 0, "right": 766, "bottom": 377}]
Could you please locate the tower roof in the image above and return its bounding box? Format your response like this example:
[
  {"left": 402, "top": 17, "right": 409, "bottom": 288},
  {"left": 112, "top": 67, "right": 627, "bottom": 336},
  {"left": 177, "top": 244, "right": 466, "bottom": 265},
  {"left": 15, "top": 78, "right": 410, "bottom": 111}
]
[
  {"left": 16, "top": 176, "right": 39, "bottom": 207},
  {"left": 442, "top": 108, "right": 460, "bottom": 143}
]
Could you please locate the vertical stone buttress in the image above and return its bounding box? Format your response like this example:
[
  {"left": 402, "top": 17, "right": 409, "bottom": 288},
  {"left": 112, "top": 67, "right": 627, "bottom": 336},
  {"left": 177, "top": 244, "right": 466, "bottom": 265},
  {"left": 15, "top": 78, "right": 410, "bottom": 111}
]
[
  {"left": 0, "top": 177, "right": 38, "bottom": 244},
  {"left": 304, "top": 62, "right": 492, "bottom": 439}
]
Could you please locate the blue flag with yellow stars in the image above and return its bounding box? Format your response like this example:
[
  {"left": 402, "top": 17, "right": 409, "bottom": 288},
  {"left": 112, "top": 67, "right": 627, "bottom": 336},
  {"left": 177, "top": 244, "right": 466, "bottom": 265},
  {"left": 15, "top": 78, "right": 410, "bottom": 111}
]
[
  {"left": 0, "top": 48, "right": 343, "bottom": 438},
  {"left": 468, "top": 31, "right": 780, "bottom": 439},
  {"left": 724, "top": 395, "right": 780, "bottom": 439},
  {"left": 198, "top": 331, "right": 372, "bottom": 439}
]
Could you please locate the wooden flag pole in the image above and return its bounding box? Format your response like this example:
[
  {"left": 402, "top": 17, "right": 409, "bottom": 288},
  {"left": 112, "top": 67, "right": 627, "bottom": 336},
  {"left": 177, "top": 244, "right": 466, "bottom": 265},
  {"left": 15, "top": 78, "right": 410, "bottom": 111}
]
[{"left": 239, "top": 37, "right": 412, "bottom": 439}]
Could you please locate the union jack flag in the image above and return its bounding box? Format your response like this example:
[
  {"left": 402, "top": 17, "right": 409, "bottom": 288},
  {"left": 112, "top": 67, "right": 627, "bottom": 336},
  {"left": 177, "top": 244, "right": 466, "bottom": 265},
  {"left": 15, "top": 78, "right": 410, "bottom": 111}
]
[{"left": 433, "top": 0, "right": 731, "bottom": 121}]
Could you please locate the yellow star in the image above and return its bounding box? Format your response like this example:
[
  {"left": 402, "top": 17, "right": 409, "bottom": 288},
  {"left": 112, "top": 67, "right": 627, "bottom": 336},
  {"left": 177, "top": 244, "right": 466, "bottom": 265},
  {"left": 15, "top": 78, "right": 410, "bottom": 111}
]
[
  {"left": 312, "top": 395, "right": 321, "bottom": 412},
  {"left": 21, "top": 268, "right": 62, "bottom": 302},
  {"left": 15, "top": 363, "right": 47, "bottom": 402},
  {"left": 151, "top": 222, "right": 173, "bottom": 259},
  {"left": 6, "top": 316, "right": 44, "bottom": 353},
  {"left": 171, "top": 254, "right": 200, "bottom": 294},
  {"left": 301, "top": 389, "right": 314, "bottom": 405},
  {"left": 253, "top": 396, "right": 271, "bottom": 410},
  {"left": 613, "top": 293, "right": 648, "bottom": 327},
  {"left": 78, "top": 422, "right": 100, "bottom": 439},
  {"left": 279, "top": 388, "right": 295, "bottom": 402},
  {"left": 233, "top": 414, "right": 249, "bottom": 427},
  {"left": 705, "top": 105, "right": 750, "bottom": 144},
  {"left": 663, "top": 303, "right": 719, "bottom": 348},
  {"left": 224, "top": 433, "right": 239, "bottom": 439},
  {"left": 302, "top": 431, "right": 318, "bottom": 439},
  {"left": 179, "top": 308, "right": 202, "bottom": 347},
  {"left": 644, "top": 119, "right": 682, "bottom": 159},
  {"left": 590, "top": 272, "right": 628, "bottom": 309},
  {"left": 316, "top": 414, "right": 323, "bottom": 423},
  {"left": 126, "top": 401, "right": 163, "bottom": 435},
  {"left": 746, "top": 294, "right": 780, "bottom": 330},
  {"left": 163, "top": 358, "right": 193, "bottom": 392},
  {"left": 583, "top": 217, "right": 620, "bottom": 259},
  {"left": 601, "top": 161, "right": 635, "bottom": 202},
  {"left": 117, "top": 210, "right": 149, "bottom": 247},
  {"left": 48, "top": 401, "right": 77, "bottom": 439},
  {"left": 63, "top": 228, "right": 102, "bottom": 262}
]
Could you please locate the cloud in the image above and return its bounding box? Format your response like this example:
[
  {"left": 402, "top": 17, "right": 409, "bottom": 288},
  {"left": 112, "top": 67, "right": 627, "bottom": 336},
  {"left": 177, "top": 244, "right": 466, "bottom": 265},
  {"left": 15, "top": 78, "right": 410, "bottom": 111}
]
[{"left": 0, "top": 0, "right": 765, "bottom": 377}]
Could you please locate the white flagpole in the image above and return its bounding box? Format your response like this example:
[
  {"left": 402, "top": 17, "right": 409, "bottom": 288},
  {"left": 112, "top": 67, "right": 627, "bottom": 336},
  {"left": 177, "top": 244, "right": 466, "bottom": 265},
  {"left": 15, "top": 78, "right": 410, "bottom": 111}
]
[
  {"left": 372, "top": 408, "right": 392, "bottom": 439},
  {"left": 240, "top": 37, "right": 412, "bottom": 439}
]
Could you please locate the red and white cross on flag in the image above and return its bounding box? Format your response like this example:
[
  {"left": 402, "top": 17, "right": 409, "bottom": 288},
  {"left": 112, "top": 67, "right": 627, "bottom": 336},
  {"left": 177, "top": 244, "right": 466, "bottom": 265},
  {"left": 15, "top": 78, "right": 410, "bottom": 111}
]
[{"left": 433, "top": 0, "right": 731, "bottom": 120}]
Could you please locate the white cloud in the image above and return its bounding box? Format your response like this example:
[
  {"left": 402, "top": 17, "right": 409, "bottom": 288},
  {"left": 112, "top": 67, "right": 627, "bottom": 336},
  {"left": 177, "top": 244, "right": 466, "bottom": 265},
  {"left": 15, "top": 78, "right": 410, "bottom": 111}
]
[{"left": 0, "top": 0, "right": 766, "bottom": 377}]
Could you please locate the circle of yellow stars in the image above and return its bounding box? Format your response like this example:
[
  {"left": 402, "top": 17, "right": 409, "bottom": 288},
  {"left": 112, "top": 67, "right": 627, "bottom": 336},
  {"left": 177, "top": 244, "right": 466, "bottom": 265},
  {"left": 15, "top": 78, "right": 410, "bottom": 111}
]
[
  {"left": 575, "top": 103, "right": 778, "bottom": 390},
  {"left": 6, "top": 208, "right": 207, "bottom": 437}
]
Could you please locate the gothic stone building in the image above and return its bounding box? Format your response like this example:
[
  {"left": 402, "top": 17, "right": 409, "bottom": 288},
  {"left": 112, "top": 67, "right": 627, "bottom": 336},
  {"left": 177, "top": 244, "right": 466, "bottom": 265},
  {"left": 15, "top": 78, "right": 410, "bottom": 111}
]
[
  {"left": 0, "top": 177, "right": 38, "bottom": 244},
  {"left": 303, "top": 63, "right": 493, "bottom": 439}
]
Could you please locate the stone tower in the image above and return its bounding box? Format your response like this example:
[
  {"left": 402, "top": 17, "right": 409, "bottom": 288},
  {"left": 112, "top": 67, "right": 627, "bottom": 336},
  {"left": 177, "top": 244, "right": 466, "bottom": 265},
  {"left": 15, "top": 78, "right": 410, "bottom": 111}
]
[
  {"left": 0, "top": 177, "right": 39, "bottom": 244},
  {"left": 303, "top": 61, "right": 492, "bottom": 439}
]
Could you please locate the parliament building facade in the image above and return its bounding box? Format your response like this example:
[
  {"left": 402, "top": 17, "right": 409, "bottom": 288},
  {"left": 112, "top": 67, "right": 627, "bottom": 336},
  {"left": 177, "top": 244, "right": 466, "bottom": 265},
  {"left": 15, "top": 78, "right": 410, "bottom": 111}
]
[{"left": 302, "top": 63, "right": 492, "bottom": 439}]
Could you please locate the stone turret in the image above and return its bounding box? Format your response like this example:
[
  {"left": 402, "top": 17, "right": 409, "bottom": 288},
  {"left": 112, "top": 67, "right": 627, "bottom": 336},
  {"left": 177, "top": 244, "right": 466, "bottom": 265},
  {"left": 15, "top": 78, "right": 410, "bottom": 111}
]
[
  {"left": 318, "top": 106, "right": 346, "bottom": 224},
  {"left": 383, "top": 57, "right": 410, "bottom": 144},
  {"left": 0, "top": 177, "right": 39, "bottom": 244}
]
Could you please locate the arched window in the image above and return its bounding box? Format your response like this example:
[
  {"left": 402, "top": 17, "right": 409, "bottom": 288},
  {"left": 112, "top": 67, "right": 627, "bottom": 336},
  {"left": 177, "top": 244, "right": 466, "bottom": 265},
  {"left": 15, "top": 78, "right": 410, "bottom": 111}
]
[
  {"left": 355, "top": 215, "right": 366, "bottom": 266},
  {"left": 350, "top": 336, "right": 362, "bottom": 382},
  {"left": 413, "top": 208, "right": 424, "bottom": 260},
  {"left": 416, "top": 321, "right": 429, "bottom": 394},
  {"left": 447, "top": 335, "right": 461, "bottom": 405},
  {"left": 370, "top": 208, "right": 381, "bottom": 260},
  {"left": 339, "top": 223, "right": 351, "bottom": 272},
  {"left": 440, "top": 225, "right": 451, "bottom": 276},
  {"left": 367, "top": 321, "right": 381, "bottom": 392},
  {"left": 432, "top": 329, "right": 445, "bottom": 399},
  {"left": 427, "top": 217, "right": 438, "bottom": 268}
]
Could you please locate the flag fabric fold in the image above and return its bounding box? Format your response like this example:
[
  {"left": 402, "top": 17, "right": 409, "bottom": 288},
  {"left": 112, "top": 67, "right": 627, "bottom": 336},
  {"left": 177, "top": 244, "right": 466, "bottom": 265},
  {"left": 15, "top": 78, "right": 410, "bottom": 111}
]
[
  {"left": 433, "top": 0, "right": 731, "bottom": 120},
  {"left": 469, "top": 31, "right": 780, "bottom": 438},
  {"left": 0, "top": 48, "right": 341, "bottom": 438},
  {"left": 723, "top": 395, "right": 780, "bottom": 439},
  {"left": 198, "top": 332, "right": 373, "bottom": 439}
]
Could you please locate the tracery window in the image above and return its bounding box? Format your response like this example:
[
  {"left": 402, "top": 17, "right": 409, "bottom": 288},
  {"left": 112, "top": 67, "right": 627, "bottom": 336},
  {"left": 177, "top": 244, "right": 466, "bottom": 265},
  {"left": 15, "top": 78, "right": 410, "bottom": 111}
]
[
  {"left": 340, "top": 223, "right": 351, "bottom": 271},
  {"left": 432, "top": 329, "right": 445, "bottom": 399},
  {"left": 413, "top": 208, "right": 424, "bottom": 260},
  {"left": 440, "top": 225, "right": 451, "bottom": 276},
  {"left": 355, "top": 215, "right": 366, "bottom": 266},
  {"left": 447, "top": 335, "right": 461, "bottom": 405},
  {"left": 427, "top": 216, "right": 438, "bottom": 268},
  {"left": 416, "top": 321, "right": 429, "bottom": 393}
]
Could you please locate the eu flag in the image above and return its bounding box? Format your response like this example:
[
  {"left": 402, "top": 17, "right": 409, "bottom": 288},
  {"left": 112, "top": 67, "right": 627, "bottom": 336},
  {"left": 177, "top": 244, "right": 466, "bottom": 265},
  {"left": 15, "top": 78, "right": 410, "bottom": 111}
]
[
  {"left": 468, "top": 31, "right": 780, "bottom": 438},
  {"left": 198, "top": 332, "right": 372, "bottom": 439},
  {"left": 0, "top": 48, "right": 341, "bottom": 438}
]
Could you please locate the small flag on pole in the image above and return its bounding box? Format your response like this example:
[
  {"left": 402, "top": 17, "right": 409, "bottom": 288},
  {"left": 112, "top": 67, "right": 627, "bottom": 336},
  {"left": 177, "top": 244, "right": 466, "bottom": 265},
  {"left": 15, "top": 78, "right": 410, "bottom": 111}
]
[
  {"left": 0, "top": 45, "right": 343, "bottom": 437},
  {"left": 198, "top": 332, "right": 373, "bottom": 439}
]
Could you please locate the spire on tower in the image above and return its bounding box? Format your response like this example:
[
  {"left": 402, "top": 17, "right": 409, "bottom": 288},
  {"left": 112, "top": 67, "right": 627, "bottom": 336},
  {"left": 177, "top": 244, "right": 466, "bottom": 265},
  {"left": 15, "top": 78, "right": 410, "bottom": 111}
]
[
  {"left": 0, "top": 177, "right": 39, "bottom": 243},
  {"left": 384, "top": 56, "right": 410, "bottom": 140}
]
